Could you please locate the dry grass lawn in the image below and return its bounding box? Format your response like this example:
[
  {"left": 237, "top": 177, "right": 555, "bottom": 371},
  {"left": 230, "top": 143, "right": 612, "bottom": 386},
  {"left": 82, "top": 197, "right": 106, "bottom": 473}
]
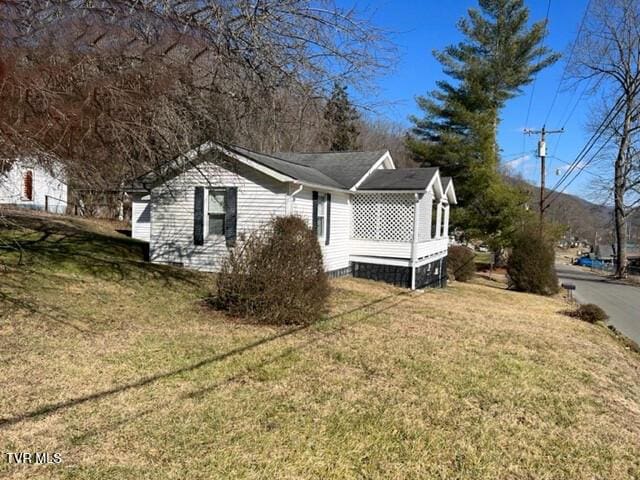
[{"left": 1, "top": 210, "right": 639, "bottom": 479}]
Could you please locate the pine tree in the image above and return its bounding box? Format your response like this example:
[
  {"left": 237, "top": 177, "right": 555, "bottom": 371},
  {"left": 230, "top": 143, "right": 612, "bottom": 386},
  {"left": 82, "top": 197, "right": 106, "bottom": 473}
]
[
  {"left": 323, "top": 82, "right": 360, "bottom": 151},
  {"left": 408, "top": 0, "right": 558, "bottom": 250}
]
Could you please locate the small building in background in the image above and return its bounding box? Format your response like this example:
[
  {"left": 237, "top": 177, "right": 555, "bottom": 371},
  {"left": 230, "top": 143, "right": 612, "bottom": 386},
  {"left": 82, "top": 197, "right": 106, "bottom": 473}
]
[
  {"left": 0, "top": 158, "right": 67, "bottom": 214},
  {"left": 595, "top": 243, "right": 615, "bottom": 262}
]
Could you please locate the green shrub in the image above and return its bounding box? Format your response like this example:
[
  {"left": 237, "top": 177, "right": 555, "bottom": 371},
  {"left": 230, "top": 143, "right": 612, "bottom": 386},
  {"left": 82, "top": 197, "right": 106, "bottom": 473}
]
[
  {"left": 215, "top": 216, "right": 329, "bottom": 325},
  {"left": 507, "top": 225, "right": 559, "bottom": 295},
  {"left": 574, "top": 304, "right": 609, "bottom": 324},
  {"left": 447, "top": 246, "right": 476, "bottom": 282}
]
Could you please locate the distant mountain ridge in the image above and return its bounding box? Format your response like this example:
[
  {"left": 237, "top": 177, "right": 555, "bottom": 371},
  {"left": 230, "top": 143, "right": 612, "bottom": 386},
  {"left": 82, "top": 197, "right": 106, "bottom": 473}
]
[{"left": 505, "top": 176, "right": 640, "bottom": 244}]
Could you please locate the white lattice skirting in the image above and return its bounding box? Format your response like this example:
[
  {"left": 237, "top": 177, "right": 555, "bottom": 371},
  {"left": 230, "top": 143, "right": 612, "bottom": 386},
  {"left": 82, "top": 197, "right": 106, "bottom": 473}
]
[{"left": 351, "top": 193, "right": 415, "bottom": 242}]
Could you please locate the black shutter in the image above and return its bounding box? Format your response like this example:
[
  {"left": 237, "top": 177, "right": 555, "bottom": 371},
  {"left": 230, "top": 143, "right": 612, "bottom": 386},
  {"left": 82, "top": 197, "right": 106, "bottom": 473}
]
[
  {"left": 325, "top": 193, "right": 331, "bottom": 245},
  {"left": 225, "top": 187, "right": 238, "bottom": 247},
  {"left": 193, "top": 186, "right": 204, "bottom": 246},
  {"left": 312, "top": 190, "right": 318, "bottom": 234}
]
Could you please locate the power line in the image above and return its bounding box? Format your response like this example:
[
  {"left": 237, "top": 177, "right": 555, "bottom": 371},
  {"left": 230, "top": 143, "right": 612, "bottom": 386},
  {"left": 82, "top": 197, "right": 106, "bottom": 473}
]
[
  {"left": 543, "top": 0, "right": 593, "bottom": 165},
  {"left": 549, "top": 79, "right": 593, "bottom": 158},
  {"left": 559, "top": 78, "right": 593, "bottom": 129},
  {"left": 523, "top": 0, "right": 552, "bottom": 128},
  {"left": 521, "top": 0, "right": 553, "bottom": 177},
  {"left": 548, "top": 155, "right": 607, "bottom": 180},
  {"left": 546, "top": 94, "right": 624, "bottom": 195},
  {"left": 540, "top": 0, "right": 592, "bottom": 177},
  {"left": 544, "top": 96, "right": 625, "bottom": 206},
  {"left": 546, "top": 83, "right": 640, "bottom": 209},
  {"left": 545, "top": 130, "right": 616, "bottom": 206},
  {"left": 524, "top": 125, "right": 564, "bottom": 226},
  {"left": 543, "top": 0, "right": 592, "bottom": 125}
]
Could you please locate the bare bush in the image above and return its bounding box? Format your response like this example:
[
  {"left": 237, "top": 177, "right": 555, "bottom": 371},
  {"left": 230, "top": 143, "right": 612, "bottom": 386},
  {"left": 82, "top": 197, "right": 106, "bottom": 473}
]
[
  {"left": 447, "top": 246, "right": 476, "bottom": 282},
  {"left": 215, "top": 216, "right": 329, "bottom": 325},
  {"left": 573, "top": 304, "right": 609, "bottom": 324}
]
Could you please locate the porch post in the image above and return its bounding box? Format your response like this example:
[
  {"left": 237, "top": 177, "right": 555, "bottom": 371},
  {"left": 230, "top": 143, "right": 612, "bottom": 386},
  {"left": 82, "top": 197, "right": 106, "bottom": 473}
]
[
  {"left": 410, "top": 193, "right": 421, "bottom": 290},
  {"left": 426, "top": 191, "right": 434, "bottom": 239},
  {"left": 435, "top": 200, "right": 443, "bottom": 238},
  {"left": 443, "top": 202, "right": 450, "bottom": 237}
]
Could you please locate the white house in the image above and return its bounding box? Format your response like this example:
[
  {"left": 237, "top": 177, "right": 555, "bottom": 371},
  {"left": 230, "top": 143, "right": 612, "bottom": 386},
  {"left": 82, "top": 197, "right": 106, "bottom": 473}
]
[
  {"left": 126, "top": 142, "right": 456, "bottom": 289},
  {"left": 0, "top": 158, "right": 67, "bottom": 214}
]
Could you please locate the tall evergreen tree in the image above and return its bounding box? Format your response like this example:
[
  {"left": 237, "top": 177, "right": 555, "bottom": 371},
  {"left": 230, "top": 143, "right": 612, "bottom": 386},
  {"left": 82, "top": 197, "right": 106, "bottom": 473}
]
[
  {"left": 323, "top": 82, "right": 360, "bottom": 151},
  {"left": 408, "top": 0, "right": 559, "bottom": 249}
]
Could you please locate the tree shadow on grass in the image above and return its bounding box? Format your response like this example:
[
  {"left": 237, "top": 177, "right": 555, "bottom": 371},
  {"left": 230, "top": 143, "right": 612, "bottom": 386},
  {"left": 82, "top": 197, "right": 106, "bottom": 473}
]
[
  {"left": 0, "top": 212, "right": 216, "bottom": 339},
  {"left": 0, "top": 289, "right": 412, "bottom": 430},
  {"left": 0, "top": 211, "right": 198, "bottom": 287},
  {"left": 0, "top": 288, "right": 90, "bottom": 333}
]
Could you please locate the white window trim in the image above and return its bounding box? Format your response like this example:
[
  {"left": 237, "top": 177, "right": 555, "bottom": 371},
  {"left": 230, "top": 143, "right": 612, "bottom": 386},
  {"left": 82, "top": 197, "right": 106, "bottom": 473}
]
[
  {"left": 317, "top": 193, "right": 327, "bottom": 241},
  {"left": 206, "top": 187, "right": 226, "bottom": 239}
]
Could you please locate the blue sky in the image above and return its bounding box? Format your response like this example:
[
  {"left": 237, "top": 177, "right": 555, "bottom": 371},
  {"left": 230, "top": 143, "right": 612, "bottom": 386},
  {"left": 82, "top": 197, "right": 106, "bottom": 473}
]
[{"left": 353, "top": 0, "right": 600, "bottom": 200}]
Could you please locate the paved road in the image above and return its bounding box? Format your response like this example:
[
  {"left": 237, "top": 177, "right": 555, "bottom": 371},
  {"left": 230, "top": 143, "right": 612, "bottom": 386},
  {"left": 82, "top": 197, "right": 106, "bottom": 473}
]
[{"left": 556, "top": 263, "right": 640, "bottom": 343}]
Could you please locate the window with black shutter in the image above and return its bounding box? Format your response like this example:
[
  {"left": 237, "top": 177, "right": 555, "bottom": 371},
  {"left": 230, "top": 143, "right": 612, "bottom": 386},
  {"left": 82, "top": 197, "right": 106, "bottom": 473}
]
[
  {"left": 325, "top": 193, "right": 331, "bottom": 246},
  {"left": 208, "top": 188, "right": 226, "bottom": 236},
  {"left": 224, "top": 187, "right": 237, "bottom": 247},
  {"left": 195, "top": 186, "right": 238, "bottom": 246},
  {"left": 193, "top": 187, "right": 205, "bottom": 245}
]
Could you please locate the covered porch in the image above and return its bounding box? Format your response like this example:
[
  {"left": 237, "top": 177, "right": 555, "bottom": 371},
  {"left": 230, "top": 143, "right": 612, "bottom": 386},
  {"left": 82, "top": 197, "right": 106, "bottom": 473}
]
[{"left": 348, "top": 170, "right": 456, "bottom": 289}]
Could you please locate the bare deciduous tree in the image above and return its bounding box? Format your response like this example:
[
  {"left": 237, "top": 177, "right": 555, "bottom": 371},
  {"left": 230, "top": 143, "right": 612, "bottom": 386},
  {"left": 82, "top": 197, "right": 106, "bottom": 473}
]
[
  {"left": 571, "top": 0, "right": 640, "bottom": 277},
  {"left": 358, "top": 119, "right": 415, "bottom": 167},
  {"left": 0, "top": 1, "right": 394, "bottom": 190}
]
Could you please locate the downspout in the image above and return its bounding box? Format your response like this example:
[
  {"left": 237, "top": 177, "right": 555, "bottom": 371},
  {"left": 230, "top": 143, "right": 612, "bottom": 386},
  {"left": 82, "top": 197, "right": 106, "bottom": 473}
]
[
  {"left": 286, "top": 182, "right": 304, "bottom": 215},
  {"left": 410, "top": 193, "right": 421, "bottom": 290}
]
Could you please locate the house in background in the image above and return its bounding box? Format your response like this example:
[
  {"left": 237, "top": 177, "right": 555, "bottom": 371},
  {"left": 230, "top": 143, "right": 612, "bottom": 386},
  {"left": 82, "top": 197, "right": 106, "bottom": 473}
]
[
  {"left": 595, "top": 243, "right": 615, "bottom": 262},
  {"left": 127, "top": 142, "right": 456, "bottom": 289},
  {"left": 0, "top": 158, "right": 67, "bottom": 214}
]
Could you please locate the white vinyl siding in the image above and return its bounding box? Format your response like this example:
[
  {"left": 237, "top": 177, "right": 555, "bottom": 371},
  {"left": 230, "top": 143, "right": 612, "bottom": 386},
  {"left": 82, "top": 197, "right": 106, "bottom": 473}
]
[
  {"left": 0, "top": 159, "right": 67, "bottom": 213},
  {"left": 291, "top": 190, "right": 350, "bottom": 272},
  {"left": 131, "top": 195, "right": 151, "bottom": 242},
  {"left": 417, "top": 191, "right": 433, "bottom": 242},
  {"left": 149, "top": 157, "right": 287, "bottom": 272}
]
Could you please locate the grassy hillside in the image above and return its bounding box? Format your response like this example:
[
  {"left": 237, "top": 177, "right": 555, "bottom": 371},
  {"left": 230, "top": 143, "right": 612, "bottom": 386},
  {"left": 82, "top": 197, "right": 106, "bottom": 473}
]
[{"left": 1, "top": 209, "right": 639, "bottom": 479}]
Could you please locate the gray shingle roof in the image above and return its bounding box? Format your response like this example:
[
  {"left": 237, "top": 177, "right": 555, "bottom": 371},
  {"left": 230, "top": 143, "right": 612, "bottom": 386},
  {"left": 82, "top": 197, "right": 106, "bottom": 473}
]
[
  {"left": 126, "top": 143, "right": 399, "bottom": 191},
  {"left": 596, "top": 244, "right": 615, "bottom": 259},
  {"left": 357, "top": 168, "right": 439, "bottom": 191},
  {"left": 273, "top": 150, "right": 388, "bottom": 189},
  {"left": 225, "top": 146, "right": 346, "bottom": 189}
]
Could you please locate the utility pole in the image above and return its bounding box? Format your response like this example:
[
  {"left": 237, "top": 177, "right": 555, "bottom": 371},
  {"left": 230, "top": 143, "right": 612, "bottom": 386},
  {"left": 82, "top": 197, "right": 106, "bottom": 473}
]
[{"left": 524, "top": 125, "right": 564, "bottom": 230}]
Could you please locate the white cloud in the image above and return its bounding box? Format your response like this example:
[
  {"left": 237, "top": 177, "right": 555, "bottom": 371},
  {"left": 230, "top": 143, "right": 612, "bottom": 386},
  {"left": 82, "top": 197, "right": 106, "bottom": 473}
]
[{"left": 503, "top": 154, "right": 530, "bottom": 167}]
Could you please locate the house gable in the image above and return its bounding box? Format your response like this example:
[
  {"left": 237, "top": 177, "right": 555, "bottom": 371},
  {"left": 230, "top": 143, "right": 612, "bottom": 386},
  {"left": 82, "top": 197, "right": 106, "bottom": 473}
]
[
  {"left": 441, "top": 177, "right": 457, "bottom": 204},
  {"left": 149, "top": 154, "right": 288, "bottom": 272},
  {"left": 129, "top": 142, "right": 297, "bottom": 192},
  {"left": 351, "top": 150, "right": 395, "bottom": 191}
]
